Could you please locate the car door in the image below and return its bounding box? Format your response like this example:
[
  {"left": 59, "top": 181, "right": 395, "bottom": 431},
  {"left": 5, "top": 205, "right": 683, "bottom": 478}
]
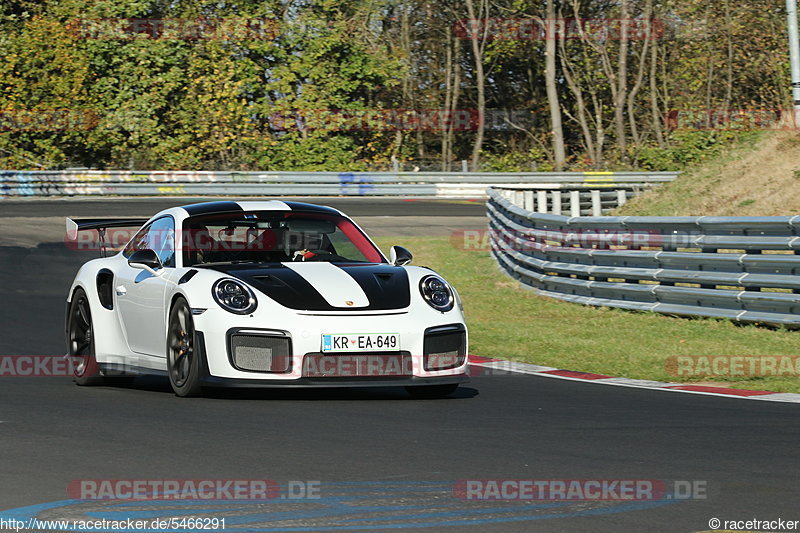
[{"left": 115, "top": 216, "right": 176, "bottom": 357}]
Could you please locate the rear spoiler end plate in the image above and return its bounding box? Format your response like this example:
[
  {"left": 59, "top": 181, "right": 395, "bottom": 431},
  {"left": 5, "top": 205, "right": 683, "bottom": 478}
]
[
  {"left": 65, "top": 217, "right": 149, "bottom": 256},
  {"left": 65, "top": 217, "right": 149, "bottom": 240}
]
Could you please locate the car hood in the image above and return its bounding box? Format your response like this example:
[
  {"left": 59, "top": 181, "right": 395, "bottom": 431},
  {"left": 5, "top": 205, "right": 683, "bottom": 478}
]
[{"left": 203, "top": 262, "right": 411, "bottom": 311}]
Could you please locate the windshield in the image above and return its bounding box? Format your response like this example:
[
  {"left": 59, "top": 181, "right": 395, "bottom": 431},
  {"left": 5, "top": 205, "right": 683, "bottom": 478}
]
[{"left": 182, "top": 211, "right": 385, "bottom": 267}]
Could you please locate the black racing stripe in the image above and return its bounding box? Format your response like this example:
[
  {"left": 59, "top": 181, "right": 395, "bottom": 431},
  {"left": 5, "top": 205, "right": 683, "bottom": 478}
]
[
  {"left": 336, "top": 264, "right": 411, "bottom": 309},
  {"left": 205, "top": 264, "right": 332, "bottom": 311},
  {"left": 182, "top": 201, "right": 244, "bottom": 216},
  {"left": 203, "top": 263, "right": 410, "bottom": 311},
  {"left": 282, "top": 201, "right": 341, "bottom": 215}
]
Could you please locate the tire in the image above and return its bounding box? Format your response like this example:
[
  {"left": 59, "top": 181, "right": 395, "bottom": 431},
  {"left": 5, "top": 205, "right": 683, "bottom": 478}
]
[
  {"left": 67, "top": 288, "right": 103, "bottom": 386},
  {"left": 166, "top": 298, "right": 204, "bottom": 397},
  {"left": 405, "top": 383, "right": 459, "bottom": 399}
]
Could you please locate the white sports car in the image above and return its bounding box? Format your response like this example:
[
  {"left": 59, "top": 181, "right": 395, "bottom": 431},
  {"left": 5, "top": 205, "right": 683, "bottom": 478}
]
[{"left": 65, "top": 200, "right": 468, "bottom": 397}]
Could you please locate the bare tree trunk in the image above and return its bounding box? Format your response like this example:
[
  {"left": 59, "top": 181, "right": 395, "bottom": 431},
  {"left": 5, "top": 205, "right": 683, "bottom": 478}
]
[
  {"left": 626, "top": 0, "right": 652, "bottom": 148},
  {"left": 724, "top": 0, "right": 733, "bottom": 110},
  {"left": 649, "top": 28, "right": 664, "bottom": 147},
  {"left": 593, "top": 92, "right": 605, "bottom": 163},
  {"left": 614, "top": 0, "right": 629, "bottom": 161},
  {"left": 545, "top": 0, "right": 566, "bottom": 170},
  {"left": 464, "top": 0, "right": 487, "bottom": 171},
  {"left": 441, "top": 30, "right": 453, "bottom": 171},
  {"left": 448, "top": 51, "right": 461, "bottom": 171},
  {"left": 559, "top": 35, "right": 596, "bottom": 162}
]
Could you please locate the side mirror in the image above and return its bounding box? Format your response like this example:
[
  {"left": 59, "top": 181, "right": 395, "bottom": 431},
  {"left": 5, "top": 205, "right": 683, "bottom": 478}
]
[
  {"left": 389, "top": 245, "right": 412, "bottom": 266},
  {"left": 128, "top": 249, "right": 163, "bottom": 275}
]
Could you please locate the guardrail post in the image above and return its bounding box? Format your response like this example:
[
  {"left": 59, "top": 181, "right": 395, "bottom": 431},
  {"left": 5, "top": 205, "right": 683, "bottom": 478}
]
[
  {"left": 616, "top": 189, "right": 627, "bottom": 207},
  {"left": 591, "top": 190, "right": 601, "bottom": 216},
  {"left": 537, "top": 190, "right": 548, "bottom": 213},
  {"left": 569, "top": 190, "right": 580, "bottom": 217},
  {"left": 513, "top": 190, "right": 523, "bottom": 207},
  {"left": 552, "top": 191, "right": 562, "bottom": 215},
  {"left": 523, "top": 190, "right": 534, "bottom": 211}
]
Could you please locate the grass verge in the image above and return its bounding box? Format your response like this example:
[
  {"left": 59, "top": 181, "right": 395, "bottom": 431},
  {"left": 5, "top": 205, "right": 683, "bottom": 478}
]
[{"left": 375, "top": 236, "right": 800, "bottom": 394}]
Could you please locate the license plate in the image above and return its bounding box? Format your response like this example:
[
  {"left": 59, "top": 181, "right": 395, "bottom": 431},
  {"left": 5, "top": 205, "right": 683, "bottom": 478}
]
[{"left": 321, "top": 333, "right": 400, "bottom": 353}]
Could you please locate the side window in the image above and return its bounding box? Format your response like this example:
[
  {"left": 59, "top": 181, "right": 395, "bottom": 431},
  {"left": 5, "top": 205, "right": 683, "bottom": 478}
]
[
  {"left": 122, "top": 217, "right": 175, "bottom": 267},
  {"left": 149, "top": 217, "right": 175, "bottom": 267},
  {"left": 123, "top": 224, "right": 152, "bottom": 258}
]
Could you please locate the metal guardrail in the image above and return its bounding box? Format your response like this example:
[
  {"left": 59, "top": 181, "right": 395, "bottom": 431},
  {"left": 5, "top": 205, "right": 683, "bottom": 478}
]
[
  {"left": 496, "top": 188, "right": 636, "bottom": 216},
  {"left": 0, "top": 170, "right": 678, "bottom": 198},
  {"left": 488, "top": 187, "right": 800, "bottom": 327}
]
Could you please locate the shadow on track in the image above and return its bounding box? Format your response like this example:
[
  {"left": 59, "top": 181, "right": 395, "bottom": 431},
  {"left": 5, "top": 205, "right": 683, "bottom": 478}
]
[{"left": 94, "top": 375, "right": 480, "bottom": 401}]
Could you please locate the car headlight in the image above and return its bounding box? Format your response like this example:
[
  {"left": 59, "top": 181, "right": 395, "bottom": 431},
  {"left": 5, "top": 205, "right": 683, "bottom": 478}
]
[
  {"left": 419, "top": 274, "right": 454, "bottom": 312},
  {"left": 213, "top": 278, "right": 257, "bottom": 315}
]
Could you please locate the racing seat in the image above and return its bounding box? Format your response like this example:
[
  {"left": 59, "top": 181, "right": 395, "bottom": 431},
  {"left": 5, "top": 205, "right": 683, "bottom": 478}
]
[{"left": 184, "top": 223, "right": 214, "bottom": 265}]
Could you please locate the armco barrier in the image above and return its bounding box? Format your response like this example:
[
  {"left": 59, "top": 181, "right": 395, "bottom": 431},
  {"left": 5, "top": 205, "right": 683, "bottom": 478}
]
[
  {"left": 0, "top": 170, "right": 677, "bottom": 200},
  {"left": 488, "top": 187, "right": 800, "bottom": 327}
]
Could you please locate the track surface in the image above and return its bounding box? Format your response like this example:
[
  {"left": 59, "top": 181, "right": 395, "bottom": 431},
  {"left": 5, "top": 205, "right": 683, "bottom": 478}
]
[{"left": 0, "top": 199, "right": 798, "bottom": 532}]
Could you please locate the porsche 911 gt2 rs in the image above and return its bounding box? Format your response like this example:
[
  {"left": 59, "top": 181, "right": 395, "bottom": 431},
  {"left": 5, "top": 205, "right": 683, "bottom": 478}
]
[{"left": 65, "top": 200, "right": 468, "bottom": 397}]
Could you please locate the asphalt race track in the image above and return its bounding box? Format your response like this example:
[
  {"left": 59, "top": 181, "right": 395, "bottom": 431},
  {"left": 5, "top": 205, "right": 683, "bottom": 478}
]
[{"left": 0, "top": 198, "right": 798, "bottom": 533}]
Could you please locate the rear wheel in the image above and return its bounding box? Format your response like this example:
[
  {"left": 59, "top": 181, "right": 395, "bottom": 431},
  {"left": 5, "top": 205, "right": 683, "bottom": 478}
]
[
  {"left": 67, "top": 288, "right": 102, "bottom": 386},
  {"left": 405, "top": 383, "right": 459, "bottom": 399},
  {"left": 167, "top": 298, "right": 203, "bottom": 397}
]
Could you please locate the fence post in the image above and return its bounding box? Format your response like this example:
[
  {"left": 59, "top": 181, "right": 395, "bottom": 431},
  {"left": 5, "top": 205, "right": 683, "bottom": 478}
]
[
  {"left": 552, "top": 191, "right": 562, "bottom": 215},
  {"left": 523, "top": 190, "right": 535, "bottom": 211},
  {"left": 569, "top": 190, "right": 581, "bottom": 217},
  {"left": 591, "top": 190, "right": 601, "bottom": 216},
  {"left": 537, "top": 190, "right": 548, "bottom": 213},
  {"left": 617, "top": 189, "right": 627, "bottom": 207}
]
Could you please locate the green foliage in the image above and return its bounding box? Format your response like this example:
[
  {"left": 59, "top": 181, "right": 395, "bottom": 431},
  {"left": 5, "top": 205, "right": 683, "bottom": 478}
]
[
  {"left": 635, "top": 130, "right": 763, "bottom": 171},
  {"left": 480, "top": 146, "right": 553, "bottom": 171},
  {"left": 0, "top": 0, "right": 792, "bottom": 171}
]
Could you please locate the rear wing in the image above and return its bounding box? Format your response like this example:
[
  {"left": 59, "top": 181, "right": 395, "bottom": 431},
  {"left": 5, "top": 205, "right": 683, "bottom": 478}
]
[{"left": 66, "top": 217, "right": 149, "bottom": 256}]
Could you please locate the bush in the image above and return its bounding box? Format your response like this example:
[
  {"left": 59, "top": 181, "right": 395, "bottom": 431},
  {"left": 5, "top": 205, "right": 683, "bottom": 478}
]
[{"left": 635, "top": 130, "right": 762, "bottom": 171}]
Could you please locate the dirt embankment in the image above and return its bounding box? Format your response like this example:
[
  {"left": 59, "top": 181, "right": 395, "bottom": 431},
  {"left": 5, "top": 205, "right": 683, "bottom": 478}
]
[{"left": 618, "top": 131, "right": 800, "bottom": 216}]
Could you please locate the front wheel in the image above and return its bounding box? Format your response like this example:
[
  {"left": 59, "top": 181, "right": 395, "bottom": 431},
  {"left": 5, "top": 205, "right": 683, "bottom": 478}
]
[
  {"left": 167, "top": 298, "right": 204, "bottom": 397},
  {"left": 405, "top": 383, "right": 459, "bottom": 399},
  {"left": 67, "top": 288, "right": 103, "bottom": 386}
]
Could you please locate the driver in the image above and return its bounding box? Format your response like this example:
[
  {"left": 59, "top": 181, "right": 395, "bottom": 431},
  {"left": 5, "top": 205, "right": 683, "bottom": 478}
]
[
  {"left": 292, "top": 232, "right": 335, "bottom": 261},
  {"left": 184, "top": 222, "right": 214, "bottom": 265}
]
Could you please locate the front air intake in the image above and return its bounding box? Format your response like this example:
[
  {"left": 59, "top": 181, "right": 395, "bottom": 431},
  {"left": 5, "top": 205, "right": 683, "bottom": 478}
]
[
  {"left": 423, "top": 324, "right": 466, "bottom": 371},
  {"left": 228, "top": 330, "right": 292, "bottom": 373}
]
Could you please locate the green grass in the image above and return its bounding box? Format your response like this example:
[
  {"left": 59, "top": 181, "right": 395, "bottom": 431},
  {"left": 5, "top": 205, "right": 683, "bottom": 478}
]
[{"left": 374, "top": 236, "right": 800, "bottom": 394}]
